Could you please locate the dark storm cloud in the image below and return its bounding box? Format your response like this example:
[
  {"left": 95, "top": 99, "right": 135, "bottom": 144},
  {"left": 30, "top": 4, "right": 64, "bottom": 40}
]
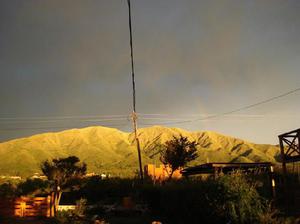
[{"left": 0, "top": 0, "right": 300, "bottom": 143}]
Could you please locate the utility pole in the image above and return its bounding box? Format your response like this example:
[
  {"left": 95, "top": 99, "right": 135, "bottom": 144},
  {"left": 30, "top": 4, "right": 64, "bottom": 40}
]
[{"left": 127, "top": 0, "right": 144, "bottom": 182}]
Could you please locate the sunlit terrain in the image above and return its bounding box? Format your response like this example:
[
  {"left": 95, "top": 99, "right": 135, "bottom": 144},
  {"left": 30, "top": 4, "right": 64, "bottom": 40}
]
[{"left": 0, "top": 125, "right": 280, "bottom": 178}]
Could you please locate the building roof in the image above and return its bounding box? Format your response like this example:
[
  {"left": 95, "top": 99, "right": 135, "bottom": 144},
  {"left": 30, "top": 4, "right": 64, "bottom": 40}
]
[{"left": 181, "top": 162, "right": 272, "bottom": 176}]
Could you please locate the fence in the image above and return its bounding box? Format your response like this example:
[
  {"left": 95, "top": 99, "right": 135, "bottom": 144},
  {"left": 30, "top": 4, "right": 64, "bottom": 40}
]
[
  {"left": 0, "top": 195, "right": 54, "bottom": 218},
  {"left": 273, "top": 163, "right": 300, "bottom": 216}
]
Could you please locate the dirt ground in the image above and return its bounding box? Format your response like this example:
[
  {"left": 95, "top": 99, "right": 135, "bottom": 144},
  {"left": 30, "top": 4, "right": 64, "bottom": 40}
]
[{"left": 0, "top": 217, "right": 56, "bottom": 224}]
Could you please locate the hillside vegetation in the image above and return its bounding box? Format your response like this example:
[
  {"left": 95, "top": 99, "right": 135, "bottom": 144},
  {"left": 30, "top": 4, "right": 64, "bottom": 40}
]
[{"left": 0, "top": 126, "right": 280, "bottom": 177}]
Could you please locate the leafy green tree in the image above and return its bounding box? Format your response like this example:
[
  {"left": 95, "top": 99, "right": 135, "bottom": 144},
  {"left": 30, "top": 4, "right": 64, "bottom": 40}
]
[
  {"left": 0, "top": 182, "right": 17, "bottom": 198},
  {"left": 41, "top": 156, "right": 87, "bottom": 213},
  {"left": 17, "top": 178, "right": 50, "bottom": 196},
  {"left": 160, "top": 135, "right": 198, "bottom": 180}
]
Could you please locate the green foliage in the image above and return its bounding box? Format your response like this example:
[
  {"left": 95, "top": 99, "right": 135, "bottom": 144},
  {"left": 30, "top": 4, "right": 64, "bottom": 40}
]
[
  {"left": 160, "top": 135, "right": 198, "bottom": 179},
  {"left": 74, "top": 198, "right": 87, "bottom": 217},
  {"left": 17, "top": 178, "right": 50, "bottom": 196},
  {"left": 48, "top": 175, "right": 292, "bottom": 224},
  {"left": 41, "top": 156, "right": 87, "bottom": 214},
  {"left": 0, "top": 182, "right": 17, "bottom": 198},
  {"left": 0, "top": 178, "right": 50, "bottom": 198},
  {"left": 212, "top": 172, "right": 266, "bottom": 223},
  {"left": 141, "top": 173, "right": 269, "bottom": 224},
  {"left": 55, "top": 198, "right": 88, "bottom": 224},
  {"left": 79, "top": 177, "right": 139, "bottom": 204},
  {"left": 41, "top": 156, "right": 87, "bottom": 189},
  {"left": 66, "top": 174, "right": 273, "bottom": 223}
]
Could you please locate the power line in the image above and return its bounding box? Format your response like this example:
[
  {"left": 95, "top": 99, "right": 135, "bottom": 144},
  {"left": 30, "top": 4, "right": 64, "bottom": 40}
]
[
  {"left": 0, "top": 117, "right": 128, "bottom": 124},
  {"left": 1, "top": 87, "right": 299, "bottom": 128},
  {"left": 0, "top": 122, "right": 131, "bottom": 131},
  {"left": 214, "top": 87, "right": 300, "bottom": 116},
  {"left": 138, "top": 113, "right": 264, "bottom": 117},
  {"left": 140, "top": 87, "right": 300, "bottom": 125},
  {"left": 139, "top": 117, "right": 191, "bottom": 121},
  {"left": 0, "top": 114, "right": 128, "bottom": 121},
  {"left": 138, "top": 114, "right": 271, "bottom": 119}
]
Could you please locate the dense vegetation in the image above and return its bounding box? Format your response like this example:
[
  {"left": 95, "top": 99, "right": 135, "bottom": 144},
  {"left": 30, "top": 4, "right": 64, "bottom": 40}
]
[{"left": 1, "top": 170, "right": 299, "bottom": 223}]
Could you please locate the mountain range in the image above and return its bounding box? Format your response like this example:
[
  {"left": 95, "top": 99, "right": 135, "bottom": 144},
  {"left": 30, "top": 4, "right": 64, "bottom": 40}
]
[{"left": 0, "top": 126, "right": 280, "bottom": 177}]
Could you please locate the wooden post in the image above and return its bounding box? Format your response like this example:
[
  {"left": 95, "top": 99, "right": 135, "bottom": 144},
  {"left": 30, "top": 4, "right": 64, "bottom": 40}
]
[
  {"left": 51, "top": 192, "right": 55, "bottom": 217},
  {"left": 127, "top": 0, "right": 144, "bottom": 183},
  {"left": 132, "top": 112, "right": 144, "bottom": 182},
  {"left": 269, "top": 165, "right": 276, "bottom": 198},
  {"left": 20, "top": 202, "right": 26, "bottom": 217},
  {"left": 279, "top": 136, "right": 287, "bottom": 175},
  {"left": 298, "top": 129, "right": 300, "bottom": 154},
  {"left": 47, "top": 195, "right": 52, "bottom": 217}
]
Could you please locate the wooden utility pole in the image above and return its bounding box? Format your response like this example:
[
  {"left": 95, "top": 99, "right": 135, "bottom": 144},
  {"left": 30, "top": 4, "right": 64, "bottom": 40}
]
[
  {"left": 132, "top": 112, "right": 144, "bottom": 181},
  {"left": 127, "top": 0, "right": 144, "bottom": 182}
]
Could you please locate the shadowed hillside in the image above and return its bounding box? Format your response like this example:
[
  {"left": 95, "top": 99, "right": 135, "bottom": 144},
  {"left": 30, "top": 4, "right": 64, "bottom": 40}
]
[{"left": 0, "top": 126, "right": 280, "bottom": 177}]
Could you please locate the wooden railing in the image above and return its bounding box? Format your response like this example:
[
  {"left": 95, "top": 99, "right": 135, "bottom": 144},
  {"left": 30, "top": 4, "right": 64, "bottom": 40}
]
[{"left": 0, "top": 195, "right": 54, "bottom": 218}]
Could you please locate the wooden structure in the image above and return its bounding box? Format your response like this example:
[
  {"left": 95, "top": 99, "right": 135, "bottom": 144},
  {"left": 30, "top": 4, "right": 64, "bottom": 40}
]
[
  {"left": 144, "top": 164, "right": 182, "bottom": 181},
  {"left": 181, "top": 162, "right": 272, "bottom": 176},
  {"left": 181, "top": 162, "right": 276, "bottom": 197},
  {"left": 278, "top": 129, "right": 300, "bottom": 215},
  {"left": 0, "top": 195, "right": 54, "bottom": 218},
  {"left": 278, "top": 128, "right": 300, "bottom": 174}
]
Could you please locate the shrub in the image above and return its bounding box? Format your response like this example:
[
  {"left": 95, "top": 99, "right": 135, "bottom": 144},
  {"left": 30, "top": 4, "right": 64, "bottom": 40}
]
[
  {"left": 212, "top": 172, "right": 266, "bottom": 224},
  {"left": 17, "top": 178, "right": 50, "bottom": 196},
  {"left": 142, "top": 172, "right": 269, "bottom": 224},
  {"left": 0, "top": 182, "right": 17, "bottom": 198},
  {"left": 56, "top": 198, "right": 88, "bottom": 224}
]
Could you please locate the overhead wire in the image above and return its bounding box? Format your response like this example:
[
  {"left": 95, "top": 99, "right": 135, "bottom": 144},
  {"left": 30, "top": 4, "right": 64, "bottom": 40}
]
[
  {"left": 0, "top": 114, "right": 128, "bottom": 121},
  {"left": 0, "top": 84, "right": 300, "bottom": 131},
  {"left": 139, "top": 87, "right": 300, "bottom": 126},
  {"left": 0, "top": 115, "right": 131, "bottom": 131},
  {"left": 0, "top": 118, "right": 129, "bottom": 124},
  {"left": 138, "top": 113, "right": 263, "bottom": 117},
  {"left": 1, "top": 87, "right": 299, "bottom": 130},
  {"left": 0, "top": 122, "right": 131, "bottom": 131}
]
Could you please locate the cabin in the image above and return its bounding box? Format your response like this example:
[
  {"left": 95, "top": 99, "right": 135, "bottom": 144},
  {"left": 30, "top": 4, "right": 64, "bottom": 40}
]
[{"left": 144, "top": 164, "right": 182, "bottom": 181}]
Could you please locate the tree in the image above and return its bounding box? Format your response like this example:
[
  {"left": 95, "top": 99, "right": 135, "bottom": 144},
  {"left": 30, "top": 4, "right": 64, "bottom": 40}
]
[
  {"left": 0, "top": 182, "right": 17, "bottom": 198},
  {"left": 41, "top": 156, "right": 87, "bottom": 213},
  {"left": 160, "top": 135, "right": 198, "bottom": 180},
  {"left": 17, "top": 178, "right": 49, "bottom": 196}
]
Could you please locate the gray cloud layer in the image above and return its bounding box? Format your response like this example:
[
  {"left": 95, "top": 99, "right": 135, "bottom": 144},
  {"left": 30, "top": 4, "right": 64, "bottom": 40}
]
[{"left": 0, "top": 0, "right": 300, "bottom": 143}]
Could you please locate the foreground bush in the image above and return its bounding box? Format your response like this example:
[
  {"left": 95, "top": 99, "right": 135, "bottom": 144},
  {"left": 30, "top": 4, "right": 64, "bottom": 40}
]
[
  {"left": 213, "top": 172, "right": 266, "bottom": 223},
  {"left": 142, "top": 173, "right": 269, "bottom": 224},
  {"left": 55, "top": 174, "right": 284, "bottom": 223},
  {"left": 55, "top": 198, "right": 88, "bottom": 224}
]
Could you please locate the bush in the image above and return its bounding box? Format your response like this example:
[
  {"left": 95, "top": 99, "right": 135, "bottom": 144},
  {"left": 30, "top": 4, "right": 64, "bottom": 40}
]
[
  {"left": 212, "top": 172, "right": 266, "bottom": 223},
  {"left": 0, "top": 182, "right": 17, "bottom": 198},
  {"left": 141, "top": 172, "right": 269, "bottom": 224},
  {"left": 56, "top": 198, "right": 88, "bottom": 224},
  {"left": 17, "top": 178, "right": 50, "bottom": 196},
  {"left": 55, "top": 174, "right": 281, "bottom": 223},
  {"left": 79, "top": 177, "right": 140, "bottom": 204}
]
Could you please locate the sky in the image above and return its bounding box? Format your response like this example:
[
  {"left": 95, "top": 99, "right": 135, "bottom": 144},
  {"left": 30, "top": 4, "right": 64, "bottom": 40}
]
[{"left": 0, "top": 0, "right": 300, "bottom": 144}]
